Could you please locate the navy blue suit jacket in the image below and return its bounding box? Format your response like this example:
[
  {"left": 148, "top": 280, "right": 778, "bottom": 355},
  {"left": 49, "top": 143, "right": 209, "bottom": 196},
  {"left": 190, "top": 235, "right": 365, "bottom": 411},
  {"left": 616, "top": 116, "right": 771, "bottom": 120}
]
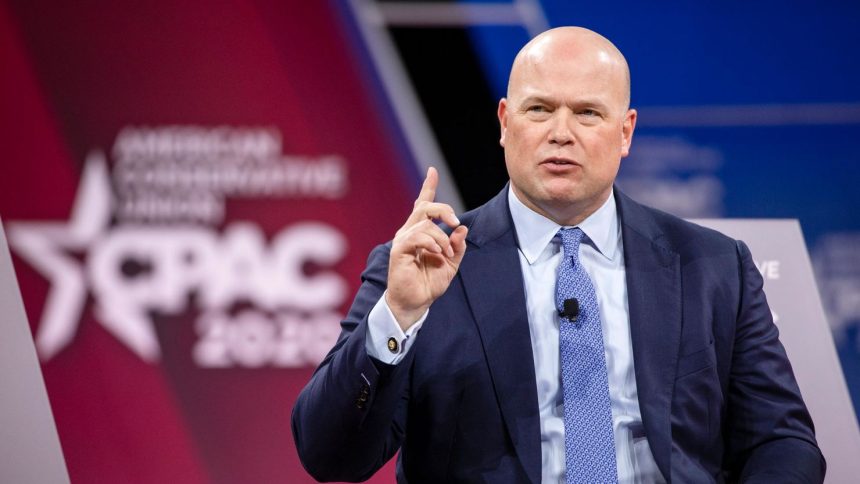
[{"left": 292, "top": 188, "right": 824, "bottom": 483}]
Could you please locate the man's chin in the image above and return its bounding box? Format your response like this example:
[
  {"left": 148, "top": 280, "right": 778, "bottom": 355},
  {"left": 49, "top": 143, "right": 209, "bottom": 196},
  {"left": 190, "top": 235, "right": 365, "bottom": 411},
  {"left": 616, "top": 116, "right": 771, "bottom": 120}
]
[{"left": 542, "top": 185, "right": 585, "bottom": 204}]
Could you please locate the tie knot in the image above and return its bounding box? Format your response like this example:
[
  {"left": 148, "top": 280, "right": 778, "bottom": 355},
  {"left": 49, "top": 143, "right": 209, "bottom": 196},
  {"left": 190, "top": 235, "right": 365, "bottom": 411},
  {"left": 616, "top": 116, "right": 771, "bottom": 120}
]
[{"left": 558, "top": 227, "right": 584, "bottom": 259}]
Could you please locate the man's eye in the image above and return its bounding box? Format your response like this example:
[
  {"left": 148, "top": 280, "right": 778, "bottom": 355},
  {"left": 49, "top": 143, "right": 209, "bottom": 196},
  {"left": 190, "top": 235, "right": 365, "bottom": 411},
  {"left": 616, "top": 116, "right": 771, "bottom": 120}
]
[
  {"left": 527, "top": 105, "right": 548, "bottom": 113},
  {"left": 580, "top": 109, "right": 598, "bottom": 116}
]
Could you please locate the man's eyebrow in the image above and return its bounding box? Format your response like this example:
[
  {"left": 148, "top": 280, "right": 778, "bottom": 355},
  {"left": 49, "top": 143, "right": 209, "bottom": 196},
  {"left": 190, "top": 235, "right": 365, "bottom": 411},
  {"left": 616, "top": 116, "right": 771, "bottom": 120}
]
[
  {"left": 517, "top": 95, "right": 555, "bottom": 107},
  {"left": 571, "top": 98, "right": 611, "bottom": 110},
  {"left": 518, "top": 95, "right": 612, "bottom": 111}
]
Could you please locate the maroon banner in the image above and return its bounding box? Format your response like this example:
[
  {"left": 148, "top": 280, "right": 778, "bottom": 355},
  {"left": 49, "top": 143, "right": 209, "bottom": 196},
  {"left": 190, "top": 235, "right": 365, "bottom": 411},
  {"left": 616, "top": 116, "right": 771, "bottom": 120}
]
[{"left": 1, "top": 1, "right": 411, "bottom": 482}]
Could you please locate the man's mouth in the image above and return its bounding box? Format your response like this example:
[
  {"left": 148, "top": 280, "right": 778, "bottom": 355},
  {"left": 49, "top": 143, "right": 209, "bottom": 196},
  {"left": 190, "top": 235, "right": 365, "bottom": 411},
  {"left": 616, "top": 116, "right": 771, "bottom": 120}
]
[{"left": 541, "top": 157, "right": 578, "bottom": 166}]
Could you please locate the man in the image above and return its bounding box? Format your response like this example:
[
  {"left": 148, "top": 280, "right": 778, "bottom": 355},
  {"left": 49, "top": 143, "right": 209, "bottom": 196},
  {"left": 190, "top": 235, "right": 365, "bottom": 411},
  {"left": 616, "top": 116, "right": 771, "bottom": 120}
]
[{"left": 292, "top": 27, "right": 825, "bottom": 483}]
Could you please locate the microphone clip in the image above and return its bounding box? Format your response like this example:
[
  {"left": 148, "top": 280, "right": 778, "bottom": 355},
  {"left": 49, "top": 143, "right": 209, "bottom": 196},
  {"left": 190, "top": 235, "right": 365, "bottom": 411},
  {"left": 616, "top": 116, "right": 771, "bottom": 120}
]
[{"left": 559, "top": 297, "right": 579, "bottom": 322}]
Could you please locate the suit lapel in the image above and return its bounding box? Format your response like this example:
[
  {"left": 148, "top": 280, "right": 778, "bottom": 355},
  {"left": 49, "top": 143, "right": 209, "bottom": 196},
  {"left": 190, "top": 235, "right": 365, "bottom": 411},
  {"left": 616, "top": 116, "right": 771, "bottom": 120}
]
[
  {"left": 457, "top": 189, "right": 542, "bottom": 484},
  {"left": 616, "top": 190, "right": 682, "bottom": 481}
]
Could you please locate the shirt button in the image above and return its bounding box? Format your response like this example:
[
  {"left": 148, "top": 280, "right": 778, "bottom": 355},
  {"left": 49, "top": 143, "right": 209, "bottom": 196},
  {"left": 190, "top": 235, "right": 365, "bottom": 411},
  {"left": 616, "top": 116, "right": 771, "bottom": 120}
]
[{"left": 387, "top": 337, "right": 399, "bottom": 354}]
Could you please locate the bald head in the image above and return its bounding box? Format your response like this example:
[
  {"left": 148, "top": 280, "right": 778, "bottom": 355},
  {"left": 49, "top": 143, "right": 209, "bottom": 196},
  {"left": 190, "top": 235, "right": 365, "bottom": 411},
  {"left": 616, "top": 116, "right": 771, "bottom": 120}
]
[
  {"left": 496, "top": 26, "right": 638, "bottom": 226},
  {"left": 507, "top": 27, "right": 631, "bottom": 111}
]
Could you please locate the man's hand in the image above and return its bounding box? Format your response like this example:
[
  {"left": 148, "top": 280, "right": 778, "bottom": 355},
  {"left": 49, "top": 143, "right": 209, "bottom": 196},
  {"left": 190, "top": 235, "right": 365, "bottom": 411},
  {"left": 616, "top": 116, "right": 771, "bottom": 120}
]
[{"left": 386, "top": 167, "right": 468, "bottom": 331}]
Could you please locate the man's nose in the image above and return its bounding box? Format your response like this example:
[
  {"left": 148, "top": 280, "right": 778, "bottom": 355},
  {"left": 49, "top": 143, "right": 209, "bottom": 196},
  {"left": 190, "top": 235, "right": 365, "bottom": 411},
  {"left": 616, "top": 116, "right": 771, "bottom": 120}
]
[{"left": 548, "top": 111, "right": 575, "bottom": 146}]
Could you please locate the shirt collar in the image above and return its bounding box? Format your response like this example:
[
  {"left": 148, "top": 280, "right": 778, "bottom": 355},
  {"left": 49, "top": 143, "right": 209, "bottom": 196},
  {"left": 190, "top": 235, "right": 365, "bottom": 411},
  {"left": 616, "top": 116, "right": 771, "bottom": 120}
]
[{"left": 507, "top": 185, "right": 620, "bottom": 265}]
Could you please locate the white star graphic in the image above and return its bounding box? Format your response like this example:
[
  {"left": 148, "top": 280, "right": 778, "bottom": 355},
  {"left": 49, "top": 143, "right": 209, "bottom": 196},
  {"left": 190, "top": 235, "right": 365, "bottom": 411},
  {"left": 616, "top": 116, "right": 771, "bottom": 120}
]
[{"left": 7, "top": 151, "right": 160, "bottom": 361}]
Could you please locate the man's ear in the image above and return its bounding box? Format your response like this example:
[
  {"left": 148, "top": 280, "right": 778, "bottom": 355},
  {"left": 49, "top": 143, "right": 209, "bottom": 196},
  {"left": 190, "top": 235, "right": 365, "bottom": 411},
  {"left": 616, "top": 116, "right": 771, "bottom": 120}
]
[
  {"left": 498, "top": 98, "right": 508, "bottom": 147},
  {"left": 620, "top": 108, "right": 637, "bottom": 157}
]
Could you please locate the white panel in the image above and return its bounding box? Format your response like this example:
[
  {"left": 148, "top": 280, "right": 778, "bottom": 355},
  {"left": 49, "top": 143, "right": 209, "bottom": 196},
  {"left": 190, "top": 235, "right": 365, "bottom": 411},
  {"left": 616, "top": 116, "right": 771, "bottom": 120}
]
[{"left": 0, "top": 219, "right": 70, "bottom": 484}]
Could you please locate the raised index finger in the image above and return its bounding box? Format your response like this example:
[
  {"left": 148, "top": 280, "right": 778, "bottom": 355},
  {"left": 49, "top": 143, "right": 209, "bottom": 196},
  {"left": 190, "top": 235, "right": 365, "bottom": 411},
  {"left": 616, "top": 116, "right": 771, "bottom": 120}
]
[{"left": 416, "top": 167, "right": 438, "bottom": 204}]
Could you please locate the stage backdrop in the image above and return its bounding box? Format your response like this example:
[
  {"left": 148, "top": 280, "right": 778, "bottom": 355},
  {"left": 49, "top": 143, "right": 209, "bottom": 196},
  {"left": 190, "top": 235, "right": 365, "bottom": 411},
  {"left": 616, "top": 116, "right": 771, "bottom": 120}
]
[{"left": 0, "top": 0, "right": 417, "bottom": 482}]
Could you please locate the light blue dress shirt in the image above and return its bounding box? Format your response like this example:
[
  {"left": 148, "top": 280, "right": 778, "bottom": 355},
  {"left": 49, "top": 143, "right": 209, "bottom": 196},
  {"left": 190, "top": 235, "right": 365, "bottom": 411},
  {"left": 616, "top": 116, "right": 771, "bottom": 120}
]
[{"left": 366, "top": 186, "right": 665, "bottom": 483}]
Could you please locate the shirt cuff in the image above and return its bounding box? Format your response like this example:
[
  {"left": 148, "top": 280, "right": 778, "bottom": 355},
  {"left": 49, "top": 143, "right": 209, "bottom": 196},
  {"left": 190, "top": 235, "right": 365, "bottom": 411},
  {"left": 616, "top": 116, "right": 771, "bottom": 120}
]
[{"left": 365, "top": 291, "right": 427, "bottom": 364}]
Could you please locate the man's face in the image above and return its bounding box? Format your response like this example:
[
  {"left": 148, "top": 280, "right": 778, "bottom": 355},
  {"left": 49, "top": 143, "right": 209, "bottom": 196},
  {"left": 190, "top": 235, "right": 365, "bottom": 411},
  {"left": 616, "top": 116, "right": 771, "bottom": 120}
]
[{"left": 498, "top": 37, "right": 636, "bottom": 225}]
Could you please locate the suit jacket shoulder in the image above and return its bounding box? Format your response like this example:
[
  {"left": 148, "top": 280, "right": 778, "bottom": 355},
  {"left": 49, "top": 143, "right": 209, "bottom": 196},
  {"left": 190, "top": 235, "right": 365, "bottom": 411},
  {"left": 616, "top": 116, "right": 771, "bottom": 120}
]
[
  {"left": 615, "top": 187, "right": 825, "bottom": 483},
  {"left": 616, "top": 188, "right": 738, "bottom": 258}
]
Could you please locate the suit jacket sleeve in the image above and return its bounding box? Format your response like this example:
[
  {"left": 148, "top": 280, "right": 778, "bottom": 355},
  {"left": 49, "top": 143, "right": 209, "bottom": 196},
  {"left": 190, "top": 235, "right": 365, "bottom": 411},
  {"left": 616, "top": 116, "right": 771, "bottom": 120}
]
[
  {"left": 291, "top": 243, "right": 411, "bottom": 482},
  {"left": 725, "top": 240, "right": 826, "bottom": 483}
]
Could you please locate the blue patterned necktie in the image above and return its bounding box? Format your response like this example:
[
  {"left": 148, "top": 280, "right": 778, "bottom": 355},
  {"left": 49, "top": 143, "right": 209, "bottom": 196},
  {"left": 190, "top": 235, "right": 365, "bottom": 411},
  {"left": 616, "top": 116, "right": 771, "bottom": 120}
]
[{"left": 556, "top": 227, "right": 618, "bottom": 483}]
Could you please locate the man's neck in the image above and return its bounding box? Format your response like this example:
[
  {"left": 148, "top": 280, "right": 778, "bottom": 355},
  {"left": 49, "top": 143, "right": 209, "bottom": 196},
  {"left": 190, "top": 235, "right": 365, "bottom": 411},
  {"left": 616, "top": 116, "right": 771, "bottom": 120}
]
[{"left": 510, "top": 185, "right": 612, "bottom": 227}]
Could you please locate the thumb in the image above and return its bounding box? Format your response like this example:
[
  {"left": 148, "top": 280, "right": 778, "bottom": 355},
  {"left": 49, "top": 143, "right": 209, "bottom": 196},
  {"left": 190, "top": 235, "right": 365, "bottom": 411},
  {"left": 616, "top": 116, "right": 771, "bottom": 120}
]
[{"left": 449, "top": 225, "right": 469, "bottom": 267}]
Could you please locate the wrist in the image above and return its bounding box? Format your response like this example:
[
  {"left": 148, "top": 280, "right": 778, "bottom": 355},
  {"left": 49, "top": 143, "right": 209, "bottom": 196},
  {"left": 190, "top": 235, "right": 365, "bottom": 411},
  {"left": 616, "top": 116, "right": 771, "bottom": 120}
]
[{"left": 384, "top": 293, "right": 427, "bottom": 332}]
